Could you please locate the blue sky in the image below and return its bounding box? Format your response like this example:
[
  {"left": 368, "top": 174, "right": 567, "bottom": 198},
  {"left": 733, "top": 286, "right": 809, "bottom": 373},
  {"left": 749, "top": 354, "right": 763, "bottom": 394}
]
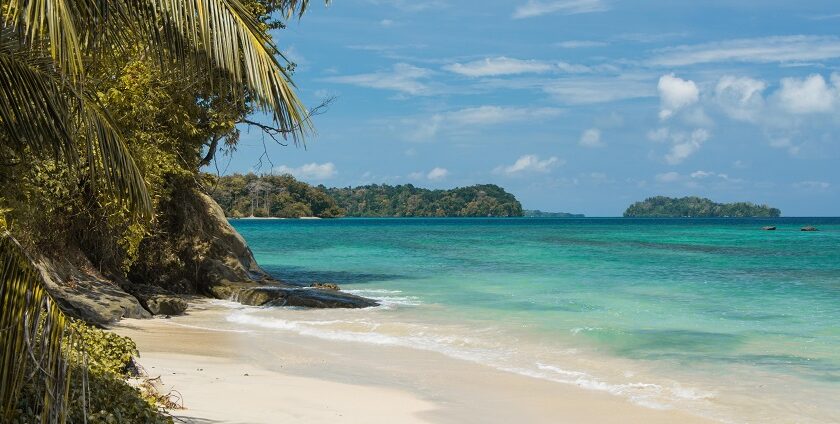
[{"left": 221, "top": 0, "right": 840, "bottom": 216}]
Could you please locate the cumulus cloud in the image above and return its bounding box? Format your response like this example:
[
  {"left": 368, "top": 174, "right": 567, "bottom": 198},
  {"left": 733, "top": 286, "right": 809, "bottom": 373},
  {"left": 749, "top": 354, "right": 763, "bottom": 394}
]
[
  {"left": 443, "top": 57, "right": 553, "bottom": 77},
  {"left": 579, "top": 128, "right": 604, "bottom": 148},
  {"left": 426, "top": 167, "right": 449, "bottom": 181},
  {"left": 776, "top": 74, "right": 839, "bottom": 114},
  {"left": 409, "top": 167, "right": 450, "bottom": 181},
  {"left": 714, "top": 76, "right": 767, "bottom": 121},
  {"left": 324, "top": 63, "right": 433, "bottom": 95},
  {"left": 650, "top": 128, "right": 710, "bottom": 165},
  {"left": 658, "top": 74, "right": 699, "bottom": 120},
  {"left": 664, "top": 129, "right": 709, "bottom": 165},
  {"left": 275, "top": 162, "right": 337, "bottom": 181},
  {"left": 513, "top": 0, "right": 608, "bottom": 19},
  {"left": 494, "top": 155, "right": 562, "bottom": 175},
  {"left": 650, "top": 35, "right": 840, "bottom": 66}
]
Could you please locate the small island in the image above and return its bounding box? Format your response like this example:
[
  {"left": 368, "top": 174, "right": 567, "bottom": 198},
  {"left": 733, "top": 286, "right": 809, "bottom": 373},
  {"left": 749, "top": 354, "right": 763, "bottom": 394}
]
[
  {"left": 624, "top": 196, "right": 781, "bottom": 218},
  {"left": 523, "top": 210, "right": 585, "bottom": 218}
]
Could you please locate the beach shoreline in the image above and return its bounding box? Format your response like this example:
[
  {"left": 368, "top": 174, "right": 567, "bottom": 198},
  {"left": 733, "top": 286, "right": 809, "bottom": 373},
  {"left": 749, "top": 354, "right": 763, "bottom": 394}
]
[{"left": 113, "top": 300, "right": 713, "bottom": 424}]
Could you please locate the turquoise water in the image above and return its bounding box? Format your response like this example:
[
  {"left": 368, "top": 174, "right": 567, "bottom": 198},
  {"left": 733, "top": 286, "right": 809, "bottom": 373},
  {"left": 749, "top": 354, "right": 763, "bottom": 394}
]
[{"left": 230, "top": 218, "right": 840, "bottom": 422}]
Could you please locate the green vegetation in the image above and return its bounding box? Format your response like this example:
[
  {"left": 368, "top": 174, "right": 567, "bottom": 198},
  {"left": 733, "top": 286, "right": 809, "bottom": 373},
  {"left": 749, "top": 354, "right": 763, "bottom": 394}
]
[
  {"left": 325, "top": 184, "right": 523, "bottom": 217},
  {"left": 0, "top": 1, "right": 321, "bottom": 421},
  {"left": 207, "top": 173, "right": 344, "bottom": 218},
  {"left": 523, "top": 210, "right": 585, "bottom": 218},
  {"left": 624, "top": 196, "right": 781, "bottom": 218},
  {"left": 207, "top": 174, "right": 525, "bottom": 217}
]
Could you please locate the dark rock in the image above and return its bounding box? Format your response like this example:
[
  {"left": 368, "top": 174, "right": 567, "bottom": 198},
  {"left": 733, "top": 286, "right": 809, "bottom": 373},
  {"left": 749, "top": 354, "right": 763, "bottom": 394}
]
[
  {"left": 762, "top": 226, "right": 776, "bottom": 231},
  {"left": 123, "top": 284, "right": 187, "bottom": 316},
  {"left": 146, "top": 295, "right": 188, "bottom": 316},
  {"left": 234, "top": 286, "right": 378, "bottom": 309},
  {"left": 35, "top": 254, "right": 150, "bottom": 325},
  {"left": 310, "top": 282, "right": 340, "bottom": 291},
  {"left": 801, "top": 226, "right": 818, "bottom": 232}
]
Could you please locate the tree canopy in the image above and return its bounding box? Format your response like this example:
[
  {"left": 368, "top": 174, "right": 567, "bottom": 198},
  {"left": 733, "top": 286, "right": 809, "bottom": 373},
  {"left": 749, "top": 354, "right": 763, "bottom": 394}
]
[
  {"left": 623, "top": 196, "right": 781, "bottom": 218},
  {"left": 207, "top": 174, "right": 525, "bottom": 218}
]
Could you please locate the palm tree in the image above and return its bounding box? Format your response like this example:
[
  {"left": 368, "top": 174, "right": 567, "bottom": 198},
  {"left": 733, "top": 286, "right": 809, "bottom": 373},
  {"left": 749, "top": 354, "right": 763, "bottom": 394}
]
[{"left": 0, "top": 1, "right": 322, "bottom": 421}]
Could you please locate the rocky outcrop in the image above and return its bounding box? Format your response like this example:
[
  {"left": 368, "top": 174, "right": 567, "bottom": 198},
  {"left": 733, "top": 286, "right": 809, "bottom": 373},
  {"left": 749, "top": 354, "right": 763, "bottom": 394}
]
[
  {"left": 234, "top": 286, "right": 378, "bottom": 309},
  {"left": 35, "top": 252, "right": 150, "bottom": 325},
  {"left": 310, "top": 282, "right": 340, "bottom": 290},
  {"left": 130, "top": 186, "right": 378, "bottom": 309},
  {"left": 124, "top": 284, "right": 188, "bottom": 316}
]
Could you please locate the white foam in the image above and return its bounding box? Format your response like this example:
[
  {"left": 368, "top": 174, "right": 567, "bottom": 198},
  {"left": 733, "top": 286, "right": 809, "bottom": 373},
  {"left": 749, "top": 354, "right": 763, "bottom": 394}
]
[
  {"left": 344, "top": 289, "right": 422, "bottom": 308},
  {"left": 226, "top": 309, "right": 714, "bottom": 415}
]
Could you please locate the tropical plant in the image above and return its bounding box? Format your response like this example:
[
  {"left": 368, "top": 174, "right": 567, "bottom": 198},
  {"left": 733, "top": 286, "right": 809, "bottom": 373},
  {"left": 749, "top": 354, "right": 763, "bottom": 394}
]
[
  {"left": 0, "top": 232, "right": 76, "bottom": 423},
  {"left": 0, "top": 0, "right": 321, "bottom": 421}
]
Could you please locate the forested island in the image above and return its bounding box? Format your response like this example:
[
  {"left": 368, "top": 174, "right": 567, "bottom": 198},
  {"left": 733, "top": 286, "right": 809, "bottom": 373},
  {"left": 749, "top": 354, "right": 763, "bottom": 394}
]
[
  {"left": 624, "top": 196, "right": 781, "bottom": 218},
  {"left": 524, "top": 210, "right": 585, "bottom": 218},
  {"left": 207, "top": 173, "right": 524, "bottom": 217}
]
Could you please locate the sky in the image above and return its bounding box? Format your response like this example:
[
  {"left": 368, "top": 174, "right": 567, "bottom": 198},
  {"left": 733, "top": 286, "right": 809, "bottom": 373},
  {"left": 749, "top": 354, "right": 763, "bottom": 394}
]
[{"left": 219, "top": 0, "right": 840, "bottom": 216}]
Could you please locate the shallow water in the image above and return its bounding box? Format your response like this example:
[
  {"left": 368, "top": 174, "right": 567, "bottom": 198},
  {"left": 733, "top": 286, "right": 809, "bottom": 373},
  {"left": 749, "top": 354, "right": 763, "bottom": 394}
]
[{"left": 229, "top": 217, "right": 840, "bottom": 423}]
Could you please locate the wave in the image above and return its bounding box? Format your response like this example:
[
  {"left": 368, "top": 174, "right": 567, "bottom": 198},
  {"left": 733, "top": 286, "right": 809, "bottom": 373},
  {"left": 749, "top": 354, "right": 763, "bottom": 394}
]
[
  {"left": 343, "top": 289, "right": 422, "bottom": 308},
  {"left": 225, "top": 309, "right": 715, "bottom": 413}
]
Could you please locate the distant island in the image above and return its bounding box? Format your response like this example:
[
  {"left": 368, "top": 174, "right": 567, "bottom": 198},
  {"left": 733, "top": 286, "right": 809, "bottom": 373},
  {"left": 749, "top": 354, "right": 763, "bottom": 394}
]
[
  {"left": 207, "top": 173, "right": 524, "bottom": 218},
  {"left": 523, "top": 210, "right": 585, "bottom": 218},
  {"left": 624, "top": 196, "right": 781, "bottom": 218}
]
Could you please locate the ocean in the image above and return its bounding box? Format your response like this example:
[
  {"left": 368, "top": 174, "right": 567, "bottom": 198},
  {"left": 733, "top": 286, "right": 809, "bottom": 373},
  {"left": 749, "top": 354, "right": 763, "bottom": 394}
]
[{"left": 228, "top": 217, "right": 840, "bottom": 423}]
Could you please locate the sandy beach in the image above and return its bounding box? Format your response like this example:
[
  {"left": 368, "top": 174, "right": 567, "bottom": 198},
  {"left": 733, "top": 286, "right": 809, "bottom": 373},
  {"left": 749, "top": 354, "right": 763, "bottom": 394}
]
[{"left": 113, "top": 300, "right": 713, "bottom": 424}]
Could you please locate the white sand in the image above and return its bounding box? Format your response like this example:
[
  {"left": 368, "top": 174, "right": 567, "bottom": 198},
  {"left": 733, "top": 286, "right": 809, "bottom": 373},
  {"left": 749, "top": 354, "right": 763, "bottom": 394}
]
[{"left": 113, "top": 303, "right": 714, "bottom": 424}]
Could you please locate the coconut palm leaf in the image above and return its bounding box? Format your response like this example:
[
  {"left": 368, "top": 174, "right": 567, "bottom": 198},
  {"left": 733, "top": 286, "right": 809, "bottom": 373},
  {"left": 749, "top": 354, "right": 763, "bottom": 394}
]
[
  {"left": 3, "top": 0, "right": 319, "bottom": 143},
  {"left": 0, "top": 33, "right": 151, "bottom": 217},
  {"left": 0, "top": 232, "right": 76, "bottom": 423}
]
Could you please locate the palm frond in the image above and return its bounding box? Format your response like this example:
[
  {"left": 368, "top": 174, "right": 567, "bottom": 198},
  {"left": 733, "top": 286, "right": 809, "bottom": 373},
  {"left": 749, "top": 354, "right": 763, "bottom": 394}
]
[
  {"left": 0, "top": 34, "right": 151, "bottom": 217},
  {"left": 0, "top": 232, "right": 76, "bottom": 423}
]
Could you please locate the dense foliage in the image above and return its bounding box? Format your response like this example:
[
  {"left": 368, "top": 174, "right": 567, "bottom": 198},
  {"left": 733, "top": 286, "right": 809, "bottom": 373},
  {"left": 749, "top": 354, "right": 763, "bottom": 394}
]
[
  {"left": 11, "top": 321, "right": 172, "bottom": 423},
  {"left": 0, "top": 1, "right": 321, "bottom": 422},
  {"left": 325, "top": 184, "right": 523, "bottom": 217},
  {"left": 208, "top": 174, "right": 524, "bottom": 217},
  {"left": 523, "top": 210, "right": 584, "bottom": 218},
  {"left": 208, "top": 173, "right": 345, "bottom": 218},
  {"left": 623, "top": 196, "right": 781, "bottom": 218}
]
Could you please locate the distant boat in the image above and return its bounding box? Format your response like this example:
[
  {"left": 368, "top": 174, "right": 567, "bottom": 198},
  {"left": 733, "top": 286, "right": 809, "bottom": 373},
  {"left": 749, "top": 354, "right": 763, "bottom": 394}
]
[
  {"left": 762, "top": 226, "right": 776, "bottom": 231},
  {"left": 801, "top": 226, "right": 818, "bottom": 232}
]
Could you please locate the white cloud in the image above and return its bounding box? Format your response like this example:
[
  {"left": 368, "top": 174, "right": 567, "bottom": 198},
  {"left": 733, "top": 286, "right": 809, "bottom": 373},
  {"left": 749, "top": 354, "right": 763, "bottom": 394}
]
[
  {"left": 690, "top": 170, "right": 738, "bottom": 182},
  {"left": 447, "top": 106, "right": 564, "bottom": 125},
  {"left": 556, "top": 40, "right": 608, "bottom": 48},
  {"left": 409, "top": 167, "right": 450, "bottom": 181},
  {"left": 658, "top": 74, "right": 699, "bottom": 120},
  {"left": 579, "top": 128, "right": 604, "bottom": 148},
  {"left": 494, "top": 155, "right": 562, "bottom": 175},
  {"left": 380, "top": 19, "right": 396, "bottom": 27},
  {"left": 275, "top": 162, "right": 337, "bottom": 181},
  {"left": 647, "top": 127, "right": 671, "bottom": 143},
  {"left": 324, "top": 63, "right": 432, "bottom": 95},
  {"left": 426, "top": 167, "right": 449, "bottom": 181},
  {"left": 793, "top": 181, "right": 831, "bottom": 190},
  {"left": 776, "top": 74, "right": 839, "bottom": 114},
  {"left": 650, "top": 36, "right": 840, "bottom": 66},
  {"left": 405, "top": 106, "right": 564, "bottom": 140},
  {"left": 444, "top": 57, "right": 553, "bottom": 77},
  {"left": 544, "top": 75, "right": 656, "bottom": 104},
  {"left": 664, "top": 129, "right": 710, "bottom": 165},
  {"left": 655, "top": 172, "right": 681, "bottom": 183},
  {"left": 513, "top": 0, "right": 608, "bottom": 19},
  {"left": 714, "top": 76, "right": 767, "bottom": 122},
  {"left": 367, "top": 0, "right": 448, "bottom": 12}
]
